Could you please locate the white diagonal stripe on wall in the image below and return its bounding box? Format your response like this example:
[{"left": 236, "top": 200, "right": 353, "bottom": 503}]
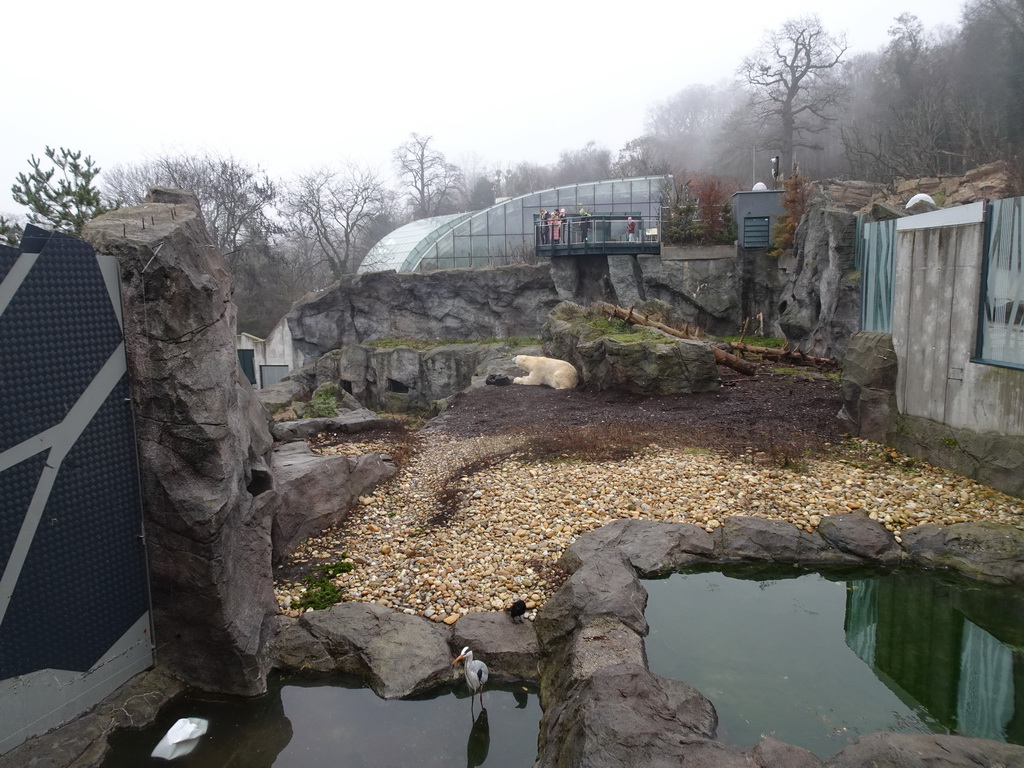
[
  {"left": 0, "top": 343, "right": 127, "bottom": 627},
  {"left": 0, "top": 253, "right": 38, "bottom": 317}
]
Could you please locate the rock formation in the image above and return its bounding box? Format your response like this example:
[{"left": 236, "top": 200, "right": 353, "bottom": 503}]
[
  {"left": 80, "top": 188, "right": 400, "bottom": 697},
  {"left": 287, "top": 265, "right": 563, "bottom": 361},
  {"left": 83, "top": 188, "right": 279, "bottom": 697},
  {"left": 822, "top": 162, "right": 1015, "bottom": 213},
  {"left": 533, "top": 516, "right": 1024, "bottom": 767},
  {"left": 267, "top": 443, "right": 396, "bottom": 564},
  {"left": 777, "top": 202, "right": 859, "bottom": 359},
  {"left": 542, "top": 304, "right": 720, "bottom": 394},
  {"left": 9, "top": 513, "right": 1024, "bottom": 768},
  {"left": 285, "top": 253, "right": 787, "bottom": 365}
]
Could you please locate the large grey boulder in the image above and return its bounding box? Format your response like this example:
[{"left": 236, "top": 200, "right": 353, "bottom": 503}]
[
  {"left": 747, "top": 736, "right": 825, "bottom": 768},
  {"left": 816, "top": 514, "right": 901, "bottom": 563},
  {"left": 267, "top": 442, "right": 397, "bottom": 564},
  {"left": 270, "top": 408, "right": 388, "bottom": 442},
  {"left": 288, "top": 265, "right": 561, "bottom": 360},
  {"left": 825, "top": 732, "right": 1024, "bottom": 767},
  {"left": 536, "top": 556, "right": 648, "bottom": 646},
  {"left": 269, "top": 604, "right": 453, "bottom": 699},
  {"left": 559, "top": 518, "right": 715, "bottom": 576},
  {"left": 84, "top": 188, "right": 278, "bottom": 696},
  {"left": 538, "top": 662, "right": 723, "bottom": 768},
  {"left": 449, "top": 611, "right": 541, "bottom": 681},
  {"left": 715, "top": 516, "right": 861, "bottom": 564},
  {"left": 899, "top": 522, "right": 1024, "bottom": 585},
  {"left": 255, "top": 373, "right": 313, "bottom": 415}
]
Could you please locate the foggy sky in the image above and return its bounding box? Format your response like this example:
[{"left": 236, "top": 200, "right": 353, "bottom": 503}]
[{"left": 2, "top": 0, "right": 966, "bottom": 217}]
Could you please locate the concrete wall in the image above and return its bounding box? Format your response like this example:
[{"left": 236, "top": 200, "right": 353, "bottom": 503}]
[
  {"left": 892, "top": 203, "right": 1024, "bottom": 437},
  {"left": 235, "top": 316, "right": 297, "bottom": 387}
]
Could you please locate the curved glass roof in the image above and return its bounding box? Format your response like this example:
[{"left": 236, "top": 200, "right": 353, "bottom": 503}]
[
  {"left": 360, "top": 175, "right": 671, "bottom": 273},
  {"left": 360, "top": 212, "right": 471, "bottom": 273}
]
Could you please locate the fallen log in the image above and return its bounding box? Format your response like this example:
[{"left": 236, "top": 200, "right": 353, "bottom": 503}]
[
  {"left": 728, "top": 341, "right": 836, "bottom": 367},
  {"left": 600, "top": 304, "right": 758, "bottom": 376}
]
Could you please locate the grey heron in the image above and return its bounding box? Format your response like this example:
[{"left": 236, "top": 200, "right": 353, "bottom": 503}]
[{"left": 453, "top": 646, "right": 488, "bottom": 707}]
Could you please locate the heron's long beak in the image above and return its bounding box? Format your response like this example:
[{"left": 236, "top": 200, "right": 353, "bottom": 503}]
[{"left": 452, "top": 654, "right": 465, "bottom": 665}]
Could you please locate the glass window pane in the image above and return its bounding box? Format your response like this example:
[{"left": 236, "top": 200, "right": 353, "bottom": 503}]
[
  {"left": 471, "top": 213, "right": 488, "bottom": 235},
  {"left": 631, "top": 180, "right": 651, "bottom": 206},
  {"left": 594, "top": 182, "right": 613, "bottom": 208},
  {"left": 540, "top": 190, "right": 557, "bottom": 208},
  {"left": 488, "top": 206, "right": 505, "bottom": 234},
  {"left": 575, "top": 185, "right": 595, "bottom": 207},
  {"left": 507, "top": 202, "right": 525, "bottom": 235},
  {"left": 614, "top": 183, "right": 631, "bottom": 207},
  {"left": 558, "top": 187, "right": 579, "bottom": 207}
]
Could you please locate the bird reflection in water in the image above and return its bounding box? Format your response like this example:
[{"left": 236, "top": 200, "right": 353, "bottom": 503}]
[
  {"left": 466, "top": 707, "right": 490, "bottom": 767},
  {"left": 512, "top": 687, "right": 530, "bottom": 709}
]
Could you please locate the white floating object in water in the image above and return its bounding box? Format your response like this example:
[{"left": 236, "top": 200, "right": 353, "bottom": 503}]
[{"left": 151, "top": 717, "right": 209, "bottom": 760}]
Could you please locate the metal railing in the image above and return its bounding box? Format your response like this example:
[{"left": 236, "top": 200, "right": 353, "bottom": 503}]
[{"left": 533, "top": 213, "right": 660, "bottom": 249}]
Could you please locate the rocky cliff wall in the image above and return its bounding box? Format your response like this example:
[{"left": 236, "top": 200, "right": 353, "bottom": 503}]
[
  {"left": 777, "top": 204, "right": 859, "bottom": 358},
  {"left": 287, "top": 248, "right": 805, "bottom": 360}
]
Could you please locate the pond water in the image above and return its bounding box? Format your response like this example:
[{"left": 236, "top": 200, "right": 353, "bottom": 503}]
[
  {"left": 644, "top": 567, "right": 1024, "bottom": 759},
  {"left": 100, "top": 673, "right": 540, "bottom": 768}
]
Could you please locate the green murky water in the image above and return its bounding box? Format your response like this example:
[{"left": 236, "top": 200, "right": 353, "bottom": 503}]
[
  {"left": 101, "top": 673, "right": 539, "bottom": 767},
  {"left": 644, "top": 567, "right": 1024, "bottom": 759}
]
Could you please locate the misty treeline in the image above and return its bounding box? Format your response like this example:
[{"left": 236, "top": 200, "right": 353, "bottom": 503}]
[{"left": 5, "top": 4, "right": 1022, "bottom": 336}]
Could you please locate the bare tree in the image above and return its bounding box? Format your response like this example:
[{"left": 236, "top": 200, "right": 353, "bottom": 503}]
[
  {"left": 551, "top": 141, "right": 612, "bottom": 186},
  {"left": 739, "top": 15, "right": 847, "bottom": 174},
  {"left": 501, "top": 162, "right": 552, "bottom": 198},
  {"left": 103, "top": 152, "right": 279, "bottom": 265},
  {"left": 286, "top": 163, "right": 393, "bottom": 278},
  {"left": 611, "top": 136, "right": 671, "bottom": 178},
  {"left": 393, "top": 133, "right": 464, "bottom": 219}
]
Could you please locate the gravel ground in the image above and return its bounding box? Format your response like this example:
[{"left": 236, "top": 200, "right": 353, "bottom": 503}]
[{"left": 273, "top": 373, "right": 1024, "bottom": 624}]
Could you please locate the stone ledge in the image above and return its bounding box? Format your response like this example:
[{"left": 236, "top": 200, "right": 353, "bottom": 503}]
[{"left": 534, "top": 515, "right": 1024, "bottom": 767}]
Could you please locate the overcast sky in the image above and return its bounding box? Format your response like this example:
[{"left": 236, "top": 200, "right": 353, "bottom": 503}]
[{"left": 2, "top": 0, "right": 967, "bottom": 217}]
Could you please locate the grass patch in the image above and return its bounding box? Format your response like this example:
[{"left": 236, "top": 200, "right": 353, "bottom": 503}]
[
  {"left": 770, "top": 366, "right": 820, "bottom": 380},
  {"left": 722, "top": 335, "right": 786, "bottom": 348},
  {"left": 306, "top": 387, "right": 339, "bottom": 418},
  {"left": 582, "top": 316, "right": 675, "bottom": 344},
  {"left": 295, "top": 558, "right": 354, "bottom": 611}
]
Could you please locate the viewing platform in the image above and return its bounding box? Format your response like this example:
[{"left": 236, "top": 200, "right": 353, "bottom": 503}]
[{"left": 534, "top": 212, "right": 661, "bottom": 257}]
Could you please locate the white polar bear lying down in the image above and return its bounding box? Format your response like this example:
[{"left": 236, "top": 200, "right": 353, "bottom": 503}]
[{"left": 512, "top": 355, "right": 578, "bottom": 390}]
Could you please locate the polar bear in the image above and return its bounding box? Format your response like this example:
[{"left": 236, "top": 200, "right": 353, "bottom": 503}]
[{"left": 512, "top": 355, "right": 578, "bottom": 390}]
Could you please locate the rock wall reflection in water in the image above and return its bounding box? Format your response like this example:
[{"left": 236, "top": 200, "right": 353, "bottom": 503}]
[{"left": 845, "top": 571, "right": 1024, "bottom": 743}]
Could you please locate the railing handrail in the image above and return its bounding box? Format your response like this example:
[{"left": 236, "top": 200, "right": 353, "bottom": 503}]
[{"left": 534, "top": 212, "right": 660, "bottom": 248}]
